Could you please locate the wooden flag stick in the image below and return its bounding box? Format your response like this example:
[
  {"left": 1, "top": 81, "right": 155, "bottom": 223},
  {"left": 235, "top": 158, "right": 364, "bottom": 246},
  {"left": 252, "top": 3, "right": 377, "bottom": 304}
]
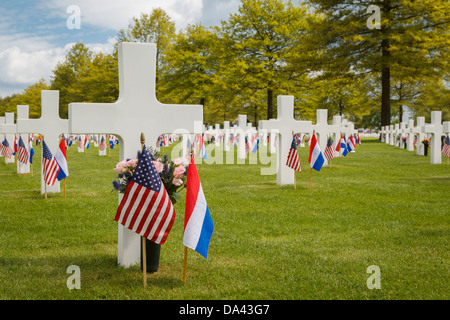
[
  {"left": 140, "top": 132, "right": 147, "bottom": 288},
  {"left": 310, "top": 167, "right": 312, "bottom": 190},
  {"left": 292, "top": 131, "right": 296, "bottom": 190},
  {"left": 64, "top": 179, "right": 67, "bottom": 199},
  {"left": 183, "top": 246, "right": 188, "bottom": 283}
]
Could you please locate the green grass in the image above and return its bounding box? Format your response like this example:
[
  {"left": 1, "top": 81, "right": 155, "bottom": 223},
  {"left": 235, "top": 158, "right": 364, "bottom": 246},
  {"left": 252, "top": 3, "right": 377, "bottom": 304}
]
[{"left": 0, "top": 139, "right": 449, "bottom": 300}]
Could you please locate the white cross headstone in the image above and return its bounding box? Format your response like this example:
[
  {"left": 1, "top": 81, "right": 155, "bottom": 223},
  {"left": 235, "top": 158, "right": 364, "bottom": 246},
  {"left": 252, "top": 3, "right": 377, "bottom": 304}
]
[
  {"left": 399, "top": 122, "right": 406, "bottom": 149},
  {"left": 422, "top": 111, "right": 443, "bottom": 164},
  {"left": 16, "top": 105, "right": 31, "bottom": 174},
  {"left": 259, "top": 95, "right": 313, "bottom": 186},
  {"left": 332, "top": 116, "right": 342, "bottom": 155},
  {"left": 68, "top": 42, "right": 203, "bottom": 268},
  {"left": 2, "top": 113, "right": 16, "bottom": 164},
  {"left": 0, "top": 117, "right": 4, "bottom": 158},
  {"left": 394, "top": 124, "right": 400, "bottom": 147},
  {"left": 406, "top": 120, "right": 415, "bottom": 152},
  {"left": 389, "top": 125, "right": 394, "bottom": 145},
  {"left": 17, "top": 90, "right": 69, "bottom": 194},
  {"left": 223, "top": 121, "right": 232, "bottom": 152},
  {"left": 444, "top": 122, "right": 450, "bottom": 134},
  {"left": 236, "top": 114, "right": 248, "bottom": 160},
  {"left": 313, "top": 109, "right": 339, "bottom": 165},
  {"left": 410, "top": 117, "right": 425, "bottom": 156},
  {"left": 384, "top": 125, "right": 390, "bottom": 145},
  {"left": 214, "top": 124, "right": 221, "bottom": 147}
]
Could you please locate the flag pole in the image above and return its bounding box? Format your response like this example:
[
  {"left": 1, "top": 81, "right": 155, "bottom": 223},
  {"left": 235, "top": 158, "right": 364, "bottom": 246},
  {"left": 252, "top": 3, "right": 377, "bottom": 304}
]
[
  {"left": 310, "top": 131, "right": 314, "bottom": 190},
  {"left": 183, "top": 246, "right": 188, "bottom": 283},
  {"left": 63, "top": 134, "right": 67, "bottom": 199},
  {"left": 140, "top": 132, "right": 147, "bottom": 288}
]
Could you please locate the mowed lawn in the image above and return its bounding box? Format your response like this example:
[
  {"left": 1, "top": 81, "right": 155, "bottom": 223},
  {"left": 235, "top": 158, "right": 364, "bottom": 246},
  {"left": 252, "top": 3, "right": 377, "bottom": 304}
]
[{"left": 0, "top": 139, "right": 448, "bottom": 300}]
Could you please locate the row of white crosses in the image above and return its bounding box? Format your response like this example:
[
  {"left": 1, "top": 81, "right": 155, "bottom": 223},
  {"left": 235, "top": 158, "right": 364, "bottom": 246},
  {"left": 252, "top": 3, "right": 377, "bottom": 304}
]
[{"left": 380, "top": 111, "right": 449, "bottom": 164}]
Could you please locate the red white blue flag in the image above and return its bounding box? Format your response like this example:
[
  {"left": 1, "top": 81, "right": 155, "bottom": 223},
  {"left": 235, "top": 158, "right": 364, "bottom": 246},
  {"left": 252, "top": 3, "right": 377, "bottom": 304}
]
[
  {"left": 55, "top": 138, "right": 69, "bottom": 181},
  {"left": 183, "top": 156, "right": 214, "bottom": 258},
  {"left": 309, "top": 133, "right": 325, "bottom": 172}
]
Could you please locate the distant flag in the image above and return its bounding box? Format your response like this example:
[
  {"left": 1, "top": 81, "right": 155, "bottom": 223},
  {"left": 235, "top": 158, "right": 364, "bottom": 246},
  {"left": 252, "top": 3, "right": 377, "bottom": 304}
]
[
  {"left": 78, "top": 136, "right": 83, "bottom": 149},
  {"left": 2, "top": 138, "right": 13, "bottom": 159},
  {"left": 55, "top": 138, "right": 69, "bottom": 181},
  {"left": 13, "top": 136, "right": 17, "bottom": 156},
  {"left": 251, "top": 136, "right": 259, "bottom": 153},
  {"left": 324, "top": 137, "right": 335, "bottom": 161},
  {"left": 28, "top": 137, "right": 35, "bottom": 164},
  {"left": 413, "top": 135, "right": 417, "bottom": 149},
  {"left": 337, "top": 134, "right": 348, "bottom": 157},
  {"left": 115, "top": 145, "right": 175, "bottom": 245},
  {"left": 109, "top": 137, "right": 115, "bottom": 149},
  {"left": 42, "top": 140, "right": 60, "bottom": 186},
  {"left": 347, "top": 135, "right": 356, "bottom": 152},
  {"left": 84, "top": 135, "right": 90, "bottom": 149},
  {"left": 357, "top": 134, "right": 361, "bottom": 145},
  {"left": 183, "top": 155, "right": 214, "bottom": 259},
  {"left": 308, "top": 132, "right": 325, "bottom": 172},
  {"left": 198, "top": 135, "right": 207, "bottom": 160},
  {"left": 442, "top": 135, "right": 450, "bottom": 158},
  {"left": 17, "top": 136, "right": 29, "bottom": 164},
  {"left": 286, "top": 135, "right": 301, "bottom": 172},
  {"left": 99, "top": 136, "right": 107, "bottom": 151}
]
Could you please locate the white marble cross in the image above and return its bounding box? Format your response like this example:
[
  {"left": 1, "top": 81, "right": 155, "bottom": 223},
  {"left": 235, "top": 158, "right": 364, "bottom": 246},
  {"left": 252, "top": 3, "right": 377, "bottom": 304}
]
[
  {"left": 68, "top": 42, "right": 203, "bottom": 268},
  {"left": 16, "top": 105, "right": 31, "bottom": 174},
  {"left": 223, "top": 120, "right": 232, "bottom": 152},
  {"left": 236, "top": 114, "right": 248, "bottom": 160},
  {"left": 2, "top": 113, "right": 16, "bottom": 164},
  {"left": 394, "top": 124, "right": 400, "bottom": 147},
  {"left": 259, "top": 95, "right": 312, "bottom": 186},
  {"left": 422, "top": 111, "right": 443, "bottom": 164},
  {"left": 444, "top": 122, "right": 450, "bottom": 134},
  {"left": 313, "top": 109, "right": 339, "bottom": 165},
  {"left": 399, "top": 122, "right": 406, "bottom": 149},
  {"left": 389, "top": 125, "right": 395, "bottom": 145},
  {"left": 406, "top": 120, "right": 415, "bottom": 152},
  {"left": 410, "top": 117, "right": 425, "bottom": 156},
  {"left": 17, "top": 90, "right": 69, "bottom": 194}
]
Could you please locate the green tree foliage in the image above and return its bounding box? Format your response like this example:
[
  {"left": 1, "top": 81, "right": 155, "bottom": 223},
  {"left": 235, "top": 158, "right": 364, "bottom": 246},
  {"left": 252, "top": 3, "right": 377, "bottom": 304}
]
[{"left": 307, "top": 0, "right": 449, "bottom": 126}]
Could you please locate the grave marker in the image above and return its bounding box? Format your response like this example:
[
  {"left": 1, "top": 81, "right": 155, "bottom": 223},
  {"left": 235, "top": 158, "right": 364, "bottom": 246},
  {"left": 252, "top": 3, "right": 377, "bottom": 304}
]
[
  {"left": 68, "top": 42, "right": 203, "bottom": 267},
  {"left": 422, "top": 111, "right": 443, "bottom": 164}
]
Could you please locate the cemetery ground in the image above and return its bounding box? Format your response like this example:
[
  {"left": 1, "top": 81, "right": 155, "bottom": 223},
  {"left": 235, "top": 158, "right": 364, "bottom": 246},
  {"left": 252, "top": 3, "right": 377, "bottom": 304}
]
[{"left": 0, "top": 139, "right": 448, "bottom": 300}]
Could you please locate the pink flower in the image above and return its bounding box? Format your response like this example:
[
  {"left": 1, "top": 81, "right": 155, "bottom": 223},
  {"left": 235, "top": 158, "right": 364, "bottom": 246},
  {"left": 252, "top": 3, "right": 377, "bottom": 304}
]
[
  {"left": 153, "top": 161, "right": 163, "bottom": 173},
  {"left": 173, "top": 165, "right": 186, "bottom": 178},
  {"left": 126, "top": 158, "right": 138, "bottom": 168},
  {"left": 113, "top": 160, "right": 128, "bottom": 173},
  {"left": 173, "top": 158, "right": 183, "bottom": 165},
  {"left": 172, "top": 178, "right": 183, "bottom": 186}
]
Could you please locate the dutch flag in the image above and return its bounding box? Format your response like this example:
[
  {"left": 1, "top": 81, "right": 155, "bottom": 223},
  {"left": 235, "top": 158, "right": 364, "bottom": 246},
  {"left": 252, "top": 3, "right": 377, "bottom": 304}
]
[
  {"left": 183, "top": 156, "right": 214, "bottom": 258},
  {"left": 55, "top": 138, "right": 69, "bottom": 181},
  {"left": 308, "top": 132, "right": 325, "bottom": 172}
]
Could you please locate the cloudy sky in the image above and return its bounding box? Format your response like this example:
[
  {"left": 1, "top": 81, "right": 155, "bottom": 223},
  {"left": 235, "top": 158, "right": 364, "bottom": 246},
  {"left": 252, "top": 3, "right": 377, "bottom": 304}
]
[{"left": 0, "top": 0, "right": 241, "bottom": 98}]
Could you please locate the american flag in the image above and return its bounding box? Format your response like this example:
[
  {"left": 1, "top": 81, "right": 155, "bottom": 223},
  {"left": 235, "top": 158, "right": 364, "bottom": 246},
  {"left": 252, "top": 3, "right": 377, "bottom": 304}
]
[
  {"left": 286, "top": 135, "right": 301, "bottom": 172},
  {"left": 1, "top": 138, "right": 13, "bottom": 159},
  {"left": 115, "top": 146, "right": 175, "bottom": 245},
  {"left": 99, "top": 136, "right": 107, "bottom": 151},
  {"left": 78, "top": 136, "right": 83, "bottom": 149},
  {"left": 324, "top": 137, "right": 335, "bottom": 161},
  {"left": 442, "top": 135, "right": 450, "bottom": 158},
  {"left": 42, "top": 140, "right": 60, "bottom": 186},
  {"left": 18, "top": 136, "right": 29, "bottom": 164},
  {"left": 413, "top": 135, "right": 417, "bottom": 149}
]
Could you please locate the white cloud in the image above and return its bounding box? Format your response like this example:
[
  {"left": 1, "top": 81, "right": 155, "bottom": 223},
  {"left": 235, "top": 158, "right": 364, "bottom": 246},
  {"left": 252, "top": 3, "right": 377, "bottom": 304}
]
[{"left": 45, "top": 0, "right": 203, "bottom": 31}]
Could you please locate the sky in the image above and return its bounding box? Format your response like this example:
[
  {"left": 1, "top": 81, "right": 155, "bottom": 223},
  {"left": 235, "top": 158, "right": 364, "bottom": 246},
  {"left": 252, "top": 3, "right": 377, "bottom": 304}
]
[{"left": 0, "top": 0, "right": 242, "bottom": 98}]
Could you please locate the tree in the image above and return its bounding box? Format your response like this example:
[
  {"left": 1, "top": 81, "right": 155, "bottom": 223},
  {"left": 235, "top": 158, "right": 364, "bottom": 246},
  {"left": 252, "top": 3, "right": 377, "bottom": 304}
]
[
  {"left": 221, "top": 0, "right": 310, "bottom": 120},
  {"left": 307, "top": 0, "right": 449, "bottom": 126},
  {"left": 117, "top": 8, "right": 176, "bottom": 84}
]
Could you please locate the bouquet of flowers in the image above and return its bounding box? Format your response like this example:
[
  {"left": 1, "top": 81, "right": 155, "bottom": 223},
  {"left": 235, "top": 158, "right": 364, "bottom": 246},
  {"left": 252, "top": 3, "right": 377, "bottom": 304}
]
[
  {"left": 112, "top": 147, "right": 187, "bottom": 204},
  {"left": 422, "top": 138, "right": 430, "bottom": 146}
]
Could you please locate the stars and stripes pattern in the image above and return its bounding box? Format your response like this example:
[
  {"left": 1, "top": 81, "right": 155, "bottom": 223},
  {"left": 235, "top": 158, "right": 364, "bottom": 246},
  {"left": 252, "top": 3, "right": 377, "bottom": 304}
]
[
  {"left": 115, "top": 145, "right": 175, "bottom": 245},
  {"left": 42, "top": 140, "right": 60, "bottom": 186},
  {"left": 324, "top": 137, "right": 335, "bottom": 161},
  {"left": 442, "top": 135, "right": 450, "bottom": 158},
  {"left": 286, "top": 135, "right": 301, "bottom": 172},
  {"left": 99, "top": 136, "right": 107, "bottom": 151},
  {"left": 17, "top": 136, "right": 29, "bottom": 164},
  {"left": 1, "top": 138, "right": 13, "bottom": 159}
]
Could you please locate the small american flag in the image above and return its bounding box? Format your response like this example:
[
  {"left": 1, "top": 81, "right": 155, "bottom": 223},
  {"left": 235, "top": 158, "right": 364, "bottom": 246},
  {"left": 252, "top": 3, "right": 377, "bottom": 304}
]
[
  {"left": 324, "top": 137, "right": 335, "bottom": 161},
  {"left": 286, "top": 135, "right": 301, "bottom": 172},
  {"left": 42, "top": 140, "right": 60, "bottom": 186},
  {"left": 99, "top": 136, "right": 107, "bottom": 151},
  {"left": 1, "top": 138, "right": 13, "bottom": 159},
  {"left": 78, "top": 136, "right": 83, "bottom": 149},
  {"left": 115, "top": 145, "right": 175, "bottom": 245},
  {"left": 18, "top": 136, "right": 29, "bottom": 164},
  {"left": 442, "top": 135, "right": 450, "bottom": 158}
]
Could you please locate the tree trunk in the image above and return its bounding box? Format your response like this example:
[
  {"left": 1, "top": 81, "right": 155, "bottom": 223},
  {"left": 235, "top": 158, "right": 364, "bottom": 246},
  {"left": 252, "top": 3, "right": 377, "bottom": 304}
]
[
  {"left": 267, "top": 87, "right": 273, "bottom": 120},
  {"left": 380, "top": 0, "right": 391, "bottom": 127}
]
